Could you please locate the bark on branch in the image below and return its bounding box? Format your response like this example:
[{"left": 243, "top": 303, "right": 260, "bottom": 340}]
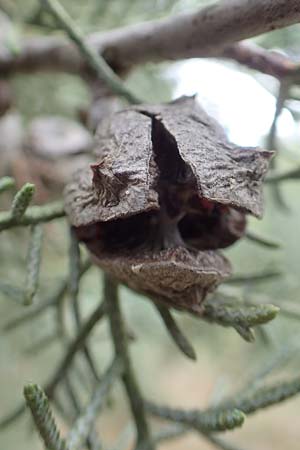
[
  {"left": 223, "top": 42, "right": 300, "bottom": 82},
  {"left": 1, "top": 0, "right": 300, "bottom": 77}
]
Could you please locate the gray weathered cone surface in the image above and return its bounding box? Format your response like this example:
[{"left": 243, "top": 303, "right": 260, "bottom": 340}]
[{"left": 64, "top": 96, "right": 273, "bottom": 313}]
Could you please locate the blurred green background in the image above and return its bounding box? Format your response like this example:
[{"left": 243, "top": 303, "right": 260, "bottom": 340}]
[{"left": 1, "top": 0, "right": 300, "bottom": 449}]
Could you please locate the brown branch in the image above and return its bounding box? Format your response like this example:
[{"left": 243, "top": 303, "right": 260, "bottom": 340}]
[
  {"left": 1, "top": 0, "right": 300, "bottom": 77},
  {"left": 222, "top": 42, "right": 300, "bottom": 82},
  {"left": 266, "top": 78, "right": 291, "bottom": 208}
]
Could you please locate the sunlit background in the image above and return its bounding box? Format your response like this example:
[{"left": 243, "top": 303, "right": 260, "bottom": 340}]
[{"left": 1, "top": 1, "right": 300, "bottom": 449}]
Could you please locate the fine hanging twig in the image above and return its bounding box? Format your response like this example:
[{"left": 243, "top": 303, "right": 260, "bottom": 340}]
[
  {"left": 225, "top": 269, "right": 282, "bottom": 284},
  {"left": 146, "top": 402, "right": 245, "bottom": 433},
  {"left": 266, "top": 166, "right": 300, "bottom": 183},
  {"left": 104, "top": 274, "right": 155, "bottom": 450},
  {"left": 245, "top": 230, "right": 281, "bottom": 249},
  {"left": 63, "top": 375, "right": 103, "bottom": 450},
  {"left": 266, "top": 79, "right": 291, "bottom": 209},
  {"left": 0, "top": 282, "right": 25, "bottom": 303},
  {"left": 24, "top": 332, "right": 60, "bottom": 355},
  {"left": 245, "top": 297, "right": 300, "bottom": 323},
  {"left": 63, "top": 374, "right": 82, "bottom": 421},
  {"left": 218, "top": 375, "right": 300, "bottom": 415},
  {"left": 0, "top": 301, "right": 105, "bottom": 429},
  {"left": 202, "top": 298, "right": 279, "bottom": 342},
  {"left": 155, "top": 304, "right": 196, "bottom": 360},
  {"left": 40, "top": 0, "right": 141, "bottom": 104},
  {"left": 147, "top": 375, "right": 300, "bottom": 436},
  {"left": 276, "top": 303, "right": 300, "bottom": 321},
  {"left": 69, "top": 229, "right": 100, "bottom": 382},
  {"left": 153, "top": 424, "right": 189, "bottom": 444},
  {"left": 145, "top": 424, "right": 245, "bottom": 450},
  {"left": 56, "top": 258, "right": 92, "bottom": 340},
  {"left": 3, "top": 279, "right": 67, "bottom": 332},
  {"left": 46, "top": 301, "right": 106, "bottom": 398},
  {"left": 23, "top": 383, "right": 68, "bottom": 450},
  {"left": 0, "top": 200, "right": 65, "bottom": 231},
  {"left": 11, "top": 183, "right": 35, "bottom": 220},
  {"left": 66, "top": 358, "right": 123, "bottom": 450},
  {"left": 24, "top": 224, "right": 43, "bottom": 305},
  {"left": 2, "top": 260, "right": 91, "bottom": 332},
  {"left": 202, "top": 434, "right": 247, "bottom": 450},
  {"left": 249, "top": 342, "right": 300, "bottom": 390},
  {"left": 0, "top": 403, "right": 27, "bottom": 430}
]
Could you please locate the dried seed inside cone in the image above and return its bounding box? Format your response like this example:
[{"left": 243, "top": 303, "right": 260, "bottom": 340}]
[{"left": 64, "top": 96, "right": 273, "bottom": 314}]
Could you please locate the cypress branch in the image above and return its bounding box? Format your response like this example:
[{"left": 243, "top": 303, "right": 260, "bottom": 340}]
[
  {"left": 69, "top": 229, "right": 100, "bottom": 381},
  {"left": 222, "top": 376, "right": 300, "bottom": 415},
  {"left": 0, "top": 200, "right": 65, "bottom": 231},
  {"left": 146, "top": 402, "right": 245, "bottom": 433},
  {"left": 0, "top": 282, "right": 24, "bottom": 303},
  {"left": 24, "top": 332, "right": 60, "bottom": 355},
  {"left": 2, "top": 259, "right": 91, "bottom": 332},
  {"left": 155, "top": 304, "right": 196, "bottom": 361},
  {"left": 245, "top": 231, "right": 281, "bottom": 249},
  {"left": 24, "top": 224, "right": 43, "bottom": 305},
  {"left": 202, "top": 300, "right": 279, "bottom": 342},
  {"left": 63, "top": 375, "right": 104, "bottom": 450},
  {"left": 225, "top": 269, "right": 282, "bottom": 284},
  {"left": 203, "top": 434, "right": 246, "bottom": 450},
  {"left": 0, "top": 301, "right": 105, "bottom": 430},
  {"left": 11, "top": 183, "right": 35, "bottom": 220},
  {"left": 3, "top": 280, "right": 67, "bottom": 332},
  {"left": 46, "top": 301, "right": 106, "bottom": 398},
  {"left": 104, "top": 274, "right": 154, "bottom": 450},
  {"left": 0, "top": 404, "right": 26, "bottom": 429},
  {"left": 23, "top": 383, "right": 68, "bottom": 450},
  {"left": 40, "top": 0, "right": 141, "bottom": 104},
  {"left": 66, "top": 358, "right": 123, "bottom": 450},
  {"left": 266, "top": 166, "right": 300, "bottom": 183}
]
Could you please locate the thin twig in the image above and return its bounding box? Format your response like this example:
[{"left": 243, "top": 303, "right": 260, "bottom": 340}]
[
  {"left": 24, "top": 332, "right": 60, "bottom": 355},
  {"left": 0, "top": 282, "right": 25, "bottom": 303},
  {"left": 24, "top": 224, "right": 43, "bottom": 305},
  {"left": 0, "top": 200, "right": 65, "bottom": 231},
  {"left": 266, "top": 79, "right": 291, "bottom": 209},
  {"left": 11, "top": 183, "right": 35, "bottom": 220},
  {"left": 146, "top": 401, "right": 245, "bottom": 433},
  {"left": 24, "top": 384, "right": 68, "bottom": 450},
  {"left": 3, "top": 280, "right": 66, "bottom": 332},
  {"left": 0, "top": 301, "right": 105, "bottom": 429},
  {"left": 202, "top": 434, "right": 247, "bottom": 450},
  {"left": 218, "top": 375, "right": 300, "bottom": 415},
  {"left": 245, "top": 231, "right": 281, "bottom": 249},
  {"left": 66, "top": 358, "right": 123, "bottom": 450},
  {"left": 69, "top": 228, "right": 100, "bottom": 381},
  {"left": 63, "top": 375, "right": 103, "bottom": 450},
  {"left": 225, "top": 269, "right": 282, "bottom": 284},
  {"left": 46, "top": 301, "right": 106, "bottom": 398},
  {"left": 202, "top": 299, "right": 279, "bottom": 342},
  {"left": 41, "top": 0, "right": 141, "bottom": 104},
  {"left": 104, "top": 274, "right": 155, "bottom": 450},
  {"left": 155, "top": 304, "right": 196, "bottom": 360},
  {"left": 266, "top": 166, "right": 300, "bottom": 183}
]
